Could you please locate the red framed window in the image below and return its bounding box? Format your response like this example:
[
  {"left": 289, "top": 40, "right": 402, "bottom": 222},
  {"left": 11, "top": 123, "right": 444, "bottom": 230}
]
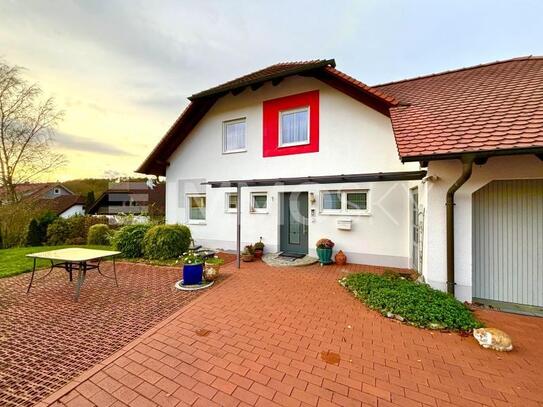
[{"left": 263, "top": 90, "right": 319, "bottom": 157}]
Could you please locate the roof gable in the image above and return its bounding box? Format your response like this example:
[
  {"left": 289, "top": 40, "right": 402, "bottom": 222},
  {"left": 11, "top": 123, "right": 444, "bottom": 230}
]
[{"left": 137, "top": 60, "right": 397, "bottom": 175}]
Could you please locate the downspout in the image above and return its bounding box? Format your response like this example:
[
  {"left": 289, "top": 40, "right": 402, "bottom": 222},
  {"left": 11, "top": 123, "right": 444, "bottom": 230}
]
[{"left": 446, "top": 155, "right": 475, "bottom": 295}]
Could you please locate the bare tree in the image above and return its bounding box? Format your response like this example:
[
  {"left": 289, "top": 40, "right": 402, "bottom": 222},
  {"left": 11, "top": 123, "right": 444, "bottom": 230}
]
[{"left": 0, "top": 61, "right": 65, "bottom": 203}]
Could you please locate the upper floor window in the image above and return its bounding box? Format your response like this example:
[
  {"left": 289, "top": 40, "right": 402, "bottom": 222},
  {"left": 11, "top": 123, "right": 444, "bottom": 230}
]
[
  {"left": 279, "top": 107, "right": 309, "bottom": 147},
  {"left": 53, "top": 188, "right": 61, "bottom": 195},
  {"left": 223, "top": 118, "right": 246, "bottom": 153},
  {"left": 263, "top": 90, "right": 319, "bottom": 157},
  {"left": 320, "top": 190, "right": 369, "bottom": 215}
]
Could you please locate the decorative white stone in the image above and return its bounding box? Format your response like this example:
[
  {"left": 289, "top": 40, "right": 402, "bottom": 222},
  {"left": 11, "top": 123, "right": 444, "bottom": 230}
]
[{"left": 473, "top": 328, "right": 513, "bottom": 352}]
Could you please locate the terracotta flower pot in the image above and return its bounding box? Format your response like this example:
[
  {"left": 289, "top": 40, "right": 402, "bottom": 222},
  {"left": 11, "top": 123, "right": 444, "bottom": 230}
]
[
  {"left": 254, "top": 249, "right": 263, "bottom": 259},
  {"left": 203, "top": 263, "right": 220, "bottom": 281},
  {"left": 241, "top": 254, "right": 254, "bottom": 262},
  {"left": 335, "top": 250, "right": 347, "bottom": 265}
]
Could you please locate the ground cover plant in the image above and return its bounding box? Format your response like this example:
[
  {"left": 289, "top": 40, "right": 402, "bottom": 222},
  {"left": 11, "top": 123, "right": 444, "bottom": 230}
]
[{"left": 340, "top": 272, "right": 482, "bottom": 331}]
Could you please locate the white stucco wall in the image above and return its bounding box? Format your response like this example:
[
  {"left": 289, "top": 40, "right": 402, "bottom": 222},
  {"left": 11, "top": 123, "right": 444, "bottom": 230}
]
[
  {"left": 59, "top": 205, "right": 85, "bottom": 218},
  {"left": 165, "top": 76, "right": 419, "bottom": 268},
  {"left": 422, "top": 155, "right": 543, "bottom": 302}
]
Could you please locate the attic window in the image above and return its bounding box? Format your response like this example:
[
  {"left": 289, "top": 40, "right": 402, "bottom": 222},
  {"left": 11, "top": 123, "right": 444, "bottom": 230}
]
[
  {"left": 279, "top": 107, "right": 309, "bottom": 147},
  {"left": 53, "top": 188, "right": 61, "bottom": 195}
]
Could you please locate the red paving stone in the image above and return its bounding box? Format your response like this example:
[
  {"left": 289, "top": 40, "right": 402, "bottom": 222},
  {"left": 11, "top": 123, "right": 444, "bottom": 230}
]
[
  {"left": 0, "top": 258, "right": 234, "bottom": 406},
  {"left": 33, "top": 261, "right": 543, "bottom": 406}
]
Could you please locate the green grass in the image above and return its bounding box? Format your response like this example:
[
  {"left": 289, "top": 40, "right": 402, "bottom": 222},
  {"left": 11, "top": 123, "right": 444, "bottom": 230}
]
[
  {"left": 340, "top": 272, "right": 483, "bottom": 331},
  {"left": 0, "top": 245, "right": 112, "bottom": 279}
]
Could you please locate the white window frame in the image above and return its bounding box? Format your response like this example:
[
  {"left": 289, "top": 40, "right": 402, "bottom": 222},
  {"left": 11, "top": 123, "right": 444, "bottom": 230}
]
[
  {"left": 320, "top": 189, "right": 370, "bottom": 216},
  {"left": 250, "top": 192, "right": 268, "bottom": 214},
  {"left": 278, "top": 106, "right": 310, "bottom": 147},
  {"left": 186, "top": 193, "right": 207, "bottom": 224},
  {"left": 225, "top": 192, "right": 238, "bottom": 213},
  {"left": 222, "top": 118, "right": 247, "bottom": 154}
]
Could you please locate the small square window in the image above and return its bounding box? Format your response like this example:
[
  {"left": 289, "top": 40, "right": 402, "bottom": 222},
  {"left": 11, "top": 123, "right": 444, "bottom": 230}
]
[
  {"left": 346, "top": 192, "right": 367, "bottom": 210},
  {"left": 188, "top": 194, "right": 206, "bottom": 222},
  {"left": 279, "top": 107, "right": 309, "bottom": 147},
  {"left": 223, "top": 119, "right": 246, "bottom": 153},
  {"left": 226, "top": 192, "right": 237, "bottom": 213},
  {"left": 322, "top": 191, "right": 341, "bottom": 211},
  {"left": 251, "top": 193, "right": 268, "bottom": 213},
  {"left": 320, "top": 190, "right": 369, "bottom": 215}
]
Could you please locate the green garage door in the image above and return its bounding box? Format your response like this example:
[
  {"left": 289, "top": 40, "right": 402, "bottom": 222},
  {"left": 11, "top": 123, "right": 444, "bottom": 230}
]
[{"left": 473, "top": 179, "right": 543, "bottom": 313}]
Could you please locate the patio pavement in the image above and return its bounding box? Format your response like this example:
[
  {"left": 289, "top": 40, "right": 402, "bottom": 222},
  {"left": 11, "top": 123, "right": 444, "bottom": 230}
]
[
  {"left": 40, "top": 261, "right": 543, "bottom": 407},
  {"left": 0, "top": 257, "right": 233, "bottom": 407}
]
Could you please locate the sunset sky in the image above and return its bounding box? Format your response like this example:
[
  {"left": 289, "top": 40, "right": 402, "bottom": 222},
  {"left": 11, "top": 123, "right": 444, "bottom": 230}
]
[{"left": 1, "top": 0, "right": 542, "bottom": 181}]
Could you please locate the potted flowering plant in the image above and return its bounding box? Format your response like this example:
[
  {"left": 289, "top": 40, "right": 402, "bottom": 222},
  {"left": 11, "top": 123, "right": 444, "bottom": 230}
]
[
  {"left": 254, "top": 238, "right": 265, "bottom": 259},
  {"left": 316, "top": 238, "right": 335, "bottom": 265},
  {"left": 241, "top": 245, "right": 255, "bottom": 262},
  {"left": 180, "top": 250, "right": 204, "bottom": 284},
  {"left": 204, "top": 256, "right": 224, "bottom": 281}
]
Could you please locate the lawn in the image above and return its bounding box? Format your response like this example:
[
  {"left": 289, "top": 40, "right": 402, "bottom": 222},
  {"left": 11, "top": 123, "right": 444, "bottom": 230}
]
[{"left": 0, "top": 245, "right": 111, "bottom": 278}]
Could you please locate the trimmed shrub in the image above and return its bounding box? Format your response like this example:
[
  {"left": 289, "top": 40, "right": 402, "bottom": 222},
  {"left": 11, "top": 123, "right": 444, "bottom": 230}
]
[
  {"left": 46, "top": 218, "right": 71, "bottom": 245},
  {"left": 340, "top": 272, "right": 483, "bottom": 331},
  {"left": 87, "top": 224, "right": 112, "bottom": 245},
  {"left": 26, "top": 219, "right": 42, "bottom": 246},
  {"left": 142, "top": 224, "right": 191, "bottom": 260},
  {"left": 113, "top": 224, "right": 152, "bottom": 258}
]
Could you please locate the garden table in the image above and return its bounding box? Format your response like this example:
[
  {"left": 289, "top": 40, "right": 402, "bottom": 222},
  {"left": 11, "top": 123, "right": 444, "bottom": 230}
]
[{"left": 26, "top": 248, "right": 121, "bottom": 300}]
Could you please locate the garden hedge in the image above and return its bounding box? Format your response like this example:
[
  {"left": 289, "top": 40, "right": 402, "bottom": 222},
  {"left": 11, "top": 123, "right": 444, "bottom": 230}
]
[
  {"left": 340, "top": 272, "right": 482, "bottom": 331},
  {"left": 142, "top": 224, "right": 191, "bottom": 260},
  {"left": 87, "top": 224, "right": 112, "bottom": 245},
  {"left": 113, "top": 224, "right": 152, "bottom": 258}
]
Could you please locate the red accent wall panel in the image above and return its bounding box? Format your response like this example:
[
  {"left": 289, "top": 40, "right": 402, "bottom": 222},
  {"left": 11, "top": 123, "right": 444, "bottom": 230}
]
[{"left": 263, "top": 90, "right": 319, "bottom": 157}]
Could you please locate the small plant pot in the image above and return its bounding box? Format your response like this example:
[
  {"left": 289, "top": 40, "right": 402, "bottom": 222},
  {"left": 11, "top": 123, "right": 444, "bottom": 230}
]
[
  {"left": 254, "top": 249, "right": 263, "bottom": 259},
  {"left": 203, "top": 263, "right": 220, "bottom": 281},
  {"left": 241, "top": 254, "right": 254, "bottom": 262},
  {"left": 335, "top": 250, "right": 347, "bottom": 265},
  {"left": 316, "top": 247, "right": 333, "bottom": 265},
  {"left": 183, "top": 263, "right": 203, "bottom": 285}
]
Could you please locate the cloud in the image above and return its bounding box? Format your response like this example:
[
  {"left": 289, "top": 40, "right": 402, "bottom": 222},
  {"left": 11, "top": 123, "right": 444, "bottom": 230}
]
[{"left": 53, "top": 131, "right": 136, "bottom": 157}]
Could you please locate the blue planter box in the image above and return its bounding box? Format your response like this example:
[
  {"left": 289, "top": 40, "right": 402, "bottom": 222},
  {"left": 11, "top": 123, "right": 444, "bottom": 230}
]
[{"left": 183, "top": 263, "right": 203, "bottom": 285}]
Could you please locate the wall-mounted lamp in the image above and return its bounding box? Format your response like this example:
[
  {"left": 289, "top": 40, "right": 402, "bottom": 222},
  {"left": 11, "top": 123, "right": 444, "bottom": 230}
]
[{"left": 309, "top": 192, "right": 316, "bottom": 204}]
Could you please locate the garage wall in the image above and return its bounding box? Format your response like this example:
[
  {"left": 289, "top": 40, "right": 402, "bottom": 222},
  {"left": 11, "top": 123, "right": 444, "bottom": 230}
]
[
  {"left": 473, "top": 179, "right": 543, "bottom": 307},
  {"left": 421, "top": 155, "right": 543, "bottom": 302}
]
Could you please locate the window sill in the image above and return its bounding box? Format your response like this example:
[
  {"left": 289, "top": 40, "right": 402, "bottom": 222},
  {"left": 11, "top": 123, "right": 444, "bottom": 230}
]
[
  {"left": 225, "top": 210, "right": 237, "bottom": 214},
  {"left": 187, "top": 220, "right": 207, "bottom": 225},
  {"left": 278, "top": 141, "right": 310, "bottom": 148},
  {"left": 319, "top": 211, "right": 371, "bottom": 217},
  {"left": 250, "top": 210, "right": 269, "bottom": 214},
  {"left": 222, "top": 149, "right": 247, "bottom": 155}
]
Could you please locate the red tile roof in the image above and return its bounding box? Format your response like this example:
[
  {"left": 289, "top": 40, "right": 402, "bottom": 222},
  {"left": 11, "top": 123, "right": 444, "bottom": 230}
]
[
  {"left": 36, "top": 195, "right": 85, "bottom": 215},
  {"left": 375, "top": 56, "right": 543, "bottom": 160},
  {"left": 189, "top": 60, "right": 335, "bottom": 100}
]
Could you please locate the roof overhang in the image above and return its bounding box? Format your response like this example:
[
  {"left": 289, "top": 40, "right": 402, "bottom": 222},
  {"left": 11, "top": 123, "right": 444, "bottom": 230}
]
[
  {"left": 203, "top": 170, "right": 427, "bottom": 188},
  {"left": 188, "top": 60, "right": 337, "bottom": 100},
  {"left": 402, "top": 147, "right": 543, "bottom": 164}
]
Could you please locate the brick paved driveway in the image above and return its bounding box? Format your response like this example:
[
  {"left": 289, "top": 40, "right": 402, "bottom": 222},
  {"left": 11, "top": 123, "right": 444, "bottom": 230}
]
[
  {"left": 0, "top": 260, "right": 233, "bottom": 406},
  {"left": 42, "top": 261, "right": 543, "bottom": 407}
]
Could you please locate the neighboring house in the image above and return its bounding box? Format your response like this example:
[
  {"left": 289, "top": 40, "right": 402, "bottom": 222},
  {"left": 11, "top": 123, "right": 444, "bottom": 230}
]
[
  {"left": 138, "top": 57, "right": 543, "bottom": 313},
  {"left": 87, "top": 182, "right": 165, "bottom": 217},
  {"left": 0, "top": 182, "right": 85, "bottom": 218}
]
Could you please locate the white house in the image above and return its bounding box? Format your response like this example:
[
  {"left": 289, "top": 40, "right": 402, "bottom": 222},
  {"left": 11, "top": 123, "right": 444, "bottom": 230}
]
[{"left": 139, "top": 57, "right": 543, "bottom": 314}]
